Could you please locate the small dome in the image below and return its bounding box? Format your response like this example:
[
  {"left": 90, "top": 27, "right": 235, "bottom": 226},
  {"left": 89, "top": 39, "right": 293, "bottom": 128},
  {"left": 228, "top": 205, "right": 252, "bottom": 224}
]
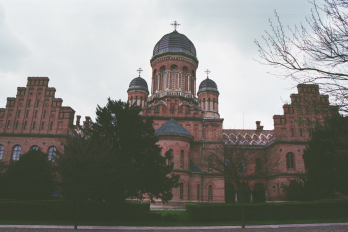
[
  {"left": 153, "top": 30, "right": 196, "bottom": 58},
  {"left": 198, "top": 78, "right": 219, "bottom": 95},
  {"left": 155, "top": 119, "right": 193, "bottom": 139},
  {"left": 127, "top": 77, "right": 149, "bottom": 94}
]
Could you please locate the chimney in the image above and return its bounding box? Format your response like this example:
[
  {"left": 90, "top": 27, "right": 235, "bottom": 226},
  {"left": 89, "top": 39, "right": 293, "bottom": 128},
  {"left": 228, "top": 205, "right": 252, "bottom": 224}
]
[
  {"left": 84, "top": 116, "right": 91, "bottom": 127},
  {"left": 256, "top": 121, "right": 264, "bottom": 132},
  {"left": 76, "top": 115, "right": 81, "bottom": 126}
]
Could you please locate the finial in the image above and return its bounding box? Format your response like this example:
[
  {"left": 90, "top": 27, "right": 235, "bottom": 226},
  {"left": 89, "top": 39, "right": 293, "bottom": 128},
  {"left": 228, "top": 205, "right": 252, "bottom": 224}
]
[
  {"left": 171, "top": 21, "right": 180, "bottom": 30},
  {"left": 137, "top": 68, "right": 143, "bottom": 77},
  {"left": 205, "top": 69, "right": 211, "bottom": 79}
]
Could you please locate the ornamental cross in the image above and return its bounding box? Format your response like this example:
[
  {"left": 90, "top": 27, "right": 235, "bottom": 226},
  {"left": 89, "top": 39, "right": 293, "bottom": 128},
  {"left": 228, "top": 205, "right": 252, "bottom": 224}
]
[
  {"left": 137, "top": 68, "right": 143, "bottom": 77},
  {"left": 171, "top": 21, "right": 180, "bottom": 30},
  {"left": 205, "top": 69, "right": 211, "bottom": 78}
]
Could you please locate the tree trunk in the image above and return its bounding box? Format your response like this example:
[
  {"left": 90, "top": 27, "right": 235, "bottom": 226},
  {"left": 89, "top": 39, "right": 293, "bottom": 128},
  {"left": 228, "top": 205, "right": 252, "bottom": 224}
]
[
  {"left": 74, "top": 198, "right": 79, "bottom": 230},
  {"left": 241, "top": 189, "right": 245, "bottom": 229}
]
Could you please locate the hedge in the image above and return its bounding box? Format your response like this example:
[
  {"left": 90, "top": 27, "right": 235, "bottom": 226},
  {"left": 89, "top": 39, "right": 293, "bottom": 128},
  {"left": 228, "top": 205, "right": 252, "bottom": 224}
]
[
  {"left": 186, "top": 200, "right": 348, "bottom": 222},
  {"left": 0, "top": 200, "right": 150, "bottom": 221}
]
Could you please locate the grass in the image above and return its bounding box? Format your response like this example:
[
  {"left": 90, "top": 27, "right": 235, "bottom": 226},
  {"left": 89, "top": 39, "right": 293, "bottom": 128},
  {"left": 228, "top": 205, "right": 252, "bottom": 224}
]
[{"left": 0, "top": 211, "right": 346, "bottom": 227}]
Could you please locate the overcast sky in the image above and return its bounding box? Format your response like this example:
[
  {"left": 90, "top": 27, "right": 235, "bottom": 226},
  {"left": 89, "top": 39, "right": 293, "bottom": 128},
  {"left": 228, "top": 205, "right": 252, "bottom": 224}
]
[{"left": 0, "top": 0, "right": 324, "bottom": 130}]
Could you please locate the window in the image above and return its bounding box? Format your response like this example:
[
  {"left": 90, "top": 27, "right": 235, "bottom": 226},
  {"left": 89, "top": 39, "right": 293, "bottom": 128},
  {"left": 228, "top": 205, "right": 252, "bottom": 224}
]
[
  {"left": 241, "top": 159, "right": 246, "bottom": 172},
  {"left": 24, "top": 121, "right": 27, "bottom": 129},
  {"left": 48, "top": 146, "right": 57, "bottom": 161},
  {"left": 41, "top": 121, "right": 45, "bottom": 129},
  {"left": 208, "top": 185, "right": 213, "bottom": 201},
  {"left": 286, "top": 152, "right": 294, "bottom": 169},
  {"left": 7, "top": 120, "right": 10, "bottom": 128},
  {"left": 43, "top": 110, "right": 46, "bottom": 118},
  {"left": 168, "top": 149, "right": 173, "bottom": 165},
  {"left": 291, "top": 128, "right": 294, "bottom": 136},
  {"left": 300, "top": 128, "right": 303, "bottom": 136},
  {"left": 28, "top": 99, "right": 31, "bottom": 107},
  {"left": 180, "top": 150, "right": 184, "bottom": 169},
  {"left": 255, "top": 158, "right": 261, "bottom": 172},
  {"left": 18, "top": 110, "right": 21, "bottom": 117},
  {"left": 0, "top": 144, "right": 3, "bottom": 160},
  {"left": 197, "top": 184, "right": 200, "bottom": 200},
  {"left": 35, "top": 110, "right": 38, "bottom": 118},
  {"left": 50, "top": 121, "right": 53, "bottom": 130},
  {"left": 33, "top": 121, "right": 36, "bottom": 129},
  {"left": 307, "top": 117, "right": 310, "bottom": 126},
  {"left": 26, "top": 110, "right": 29, "bottom": 118},
  {"left": 36, "top": 99, "right": 40, "bottom": 107},
  {"left": 15, "top": 121, "right": 18, "bottom": 129},
  {"left": 12, "top": 145, "right": 21, "bottom": 161},
  {"left": 179, "top": 183, "right": 183, "bottom": 200},
  {"left": 31, "top": 145, "right": 39, "bottom": 151}
]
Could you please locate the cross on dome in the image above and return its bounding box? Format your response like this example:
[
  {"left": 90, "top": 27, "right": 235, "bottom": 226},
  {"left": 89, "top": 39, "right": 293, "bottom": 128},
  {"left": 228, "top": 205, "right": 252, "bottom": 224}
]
[
  {"left": 205, "top": 69, "right": 211, "bottom": 78},
  {"left": 171, "top": 21, "right": 180, "bottom": 30},
  {"left": 137, "top": 68, "right": 143, "bottom": 77}
]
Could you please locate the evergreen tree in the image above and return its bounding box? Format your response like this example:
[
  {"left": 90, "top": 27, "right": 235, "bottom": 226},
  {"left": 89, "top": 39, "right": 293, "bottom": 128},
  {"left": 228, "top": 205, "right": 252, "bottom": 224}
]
[
  {"left": 303, "top": 115, "right": 348, "bottom": 198},
  {"left": 87, "top": 99, "right": 178, "bottom": 202},
  {"left": 0, "top": 149, "right": 56, "bottom": 200}
]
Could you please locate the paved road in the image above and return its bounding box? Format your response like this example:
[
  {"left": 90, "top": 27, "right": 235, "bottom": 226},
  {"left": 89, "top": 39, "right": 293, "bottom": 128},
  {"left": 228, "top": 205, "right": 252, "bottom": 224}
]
[{"left": 0, "top": 223, "right": 347, "bottom": 231}]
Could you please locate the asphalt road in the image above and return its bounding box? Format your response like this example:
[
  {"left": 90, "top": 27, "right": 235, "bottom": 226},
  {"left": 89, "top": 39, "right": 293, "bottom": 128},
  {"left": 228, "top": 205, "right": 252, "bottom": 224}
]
[{"left": 0, "top": 224, "right": 348, "bottom": 232}]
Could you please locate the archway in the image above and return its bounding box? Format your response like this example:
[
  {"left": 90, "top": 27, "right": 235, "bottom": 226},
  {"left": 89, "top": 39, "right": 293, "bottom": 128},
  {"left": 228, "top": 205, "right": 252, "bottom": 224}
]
[
  {"left": 225, "top": 183, "right": 235, "bottom": 203},
  {"left": 253, "top": 183, "right": 266, "bottom": 202},
  {"left": 237, "top": 183, "right": 251, "bottom": 203}
]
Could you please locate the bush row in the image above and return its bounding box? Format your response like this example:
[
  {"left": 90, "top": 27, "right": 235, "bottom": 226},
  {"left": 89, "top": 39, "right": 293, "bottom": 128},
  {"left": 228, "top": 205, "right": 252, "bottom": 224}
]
[
  {"left": 186, "top": 200, "right": 348, "bottom": 222},
  {"left": 0, "top": 200, "right": 150, "bottom": 221}
]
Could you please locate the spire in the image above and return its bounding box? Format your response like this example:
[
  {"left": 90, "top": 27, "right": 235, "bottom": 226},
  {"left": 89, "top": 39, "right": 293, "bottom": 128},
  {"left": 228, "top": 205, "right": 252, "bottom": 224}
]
[{"left": 171, "top": 20, "right": 180, "bottom": 31}]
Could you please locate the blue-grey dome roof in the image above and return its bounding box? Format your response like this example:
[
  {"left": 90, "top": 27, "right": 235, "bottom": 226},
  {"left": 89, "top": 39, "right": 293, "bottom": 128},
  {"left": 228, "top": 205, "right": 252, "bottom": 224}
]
[
  {"left": 198, "top": 78, "right": 219, "bottom": 95},
  {"left": 155, "top": 119, "right": 193, "bottom": 139},
  {"left": 127, "top": 77, "right": 149, "bottom": 94},
  {"left": 153, "top": 30, "right": 196, "bottom": 58}
]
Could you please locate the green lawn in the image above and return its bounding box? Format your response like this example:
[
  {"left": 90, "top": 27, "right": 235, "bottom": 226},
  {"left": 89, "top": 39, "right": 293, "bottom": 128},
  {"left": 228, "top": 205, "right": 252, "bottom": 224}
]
[{"left": 0, "top": 211, "right": 346, "bottom": 227}]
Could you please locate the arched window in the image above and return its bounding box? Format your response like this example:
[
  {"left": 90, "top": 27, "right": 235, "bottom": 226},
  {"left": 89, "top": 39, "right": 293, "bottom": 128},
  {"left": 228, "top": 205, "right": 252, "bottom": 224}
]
[
  {"left": 197, "top": 184, "right": 200, "bottom": 200},
  {"left": 208, "top": 185, "right": 213, "bottom": 201},
  {"left": 180, "top": 150, "right": 184, "bottom": 169},
  {"left": 255, "top": 158, "right": 261, "bottom": 172},
  {"left": 286, "top": 152, "right": 294, "bottom": 169},
  {"left": 0, "top": 144, "right": 3, "bottom": 160},
  {"left": 48, "top": 146, "right": 57, "bottom": 162},
  {"left": 160, "top": 66, "right": 165, "bottom": 91},
  {"left": 31, "top": 145, "right": 39, "bottom": 151},
  {"left": 12, "top": 145, "right": 21, "bottom": 161},
  {"left": 179, "top": 182, "right": 183, "bottom": 200},
  {"left": 168, "top": 149, "right": 173, "bottom": 165}
]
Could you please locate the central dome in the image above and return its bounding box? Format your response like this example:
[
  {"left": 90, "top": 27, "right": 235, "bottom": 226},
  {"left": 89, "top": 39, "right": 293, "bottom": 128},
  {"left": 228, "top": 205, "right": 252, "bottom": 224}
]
[{"left": 152, "top": 30, "right": 196, "bottom": 58}]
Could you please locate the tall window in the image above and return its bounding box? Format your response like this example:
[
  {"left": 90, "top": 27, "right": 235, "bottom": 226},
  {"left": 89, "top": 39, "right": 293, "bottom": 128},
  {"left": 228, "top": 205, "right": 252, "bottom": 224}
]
[
  {"left": 241, "top": 159, "right": 246, "bottom": 172},
  {"left": 37, "top": 99, "right": 40, "bottom": 107},
  {"left": 48, "top": 146, "right": 57, "bottom": 161},
  {"left": 0, "top": 144, "right": 3, "bottom": 160},
  {"left": 28, "top": 99, "right": 31, "bottom": 107},
  {"left": 300, "top": 128, "right": 303, "bottom": 136},
  {"left": 50, "top": 121, "right": 53, "bottom": 130},
  {"left": 286, "top": 152, "right": 294, "bottom": 169},
  {"left": 291, "top": 128, "right": 294, "bottom": 136},
  {"left": 180, "top": 150, "right": 184, "bottom": 169},
  {"left": 35, "top": 110, "right": 38, "bottom": 118},
  {"left": 33, "top": 121, "right": 36, "bottom": 129},
  {"left": 168, "top": 149, "right": 173, "bottom": 165},
  {"left": 26, "top": 110, "right": 29, "bottom": 118},
  {"left": 197, "top": 184, "right": 200, "bottom": 200},
  {"left": 15, "top": 121, "right": 18, "bottom": 129},
  {"left": 12, "top": 145, "right": 21, "bottom": 161},
  {"left": 18, "top": 110, "right": 21, "bottom": 117},
  {"left": 41, "top": 121, "right": 45, "bottom": 129},
  {"left": 179, "top": 183, "right": 183, "bottom": 200},
  {"left": 24, "top": 121, "right": 27, "bottom": 129},
  {"left": 208, "top": 185, "right": 213, "bottom": 201},
  {"left": 7, "top": 120, "right": 10, "bottom": 128},
  {"left": 43, "top": 110, "right": 46, "bottom": 118},
  {"left": 255, "top": 158, "right": 261, "bottom": 172}
]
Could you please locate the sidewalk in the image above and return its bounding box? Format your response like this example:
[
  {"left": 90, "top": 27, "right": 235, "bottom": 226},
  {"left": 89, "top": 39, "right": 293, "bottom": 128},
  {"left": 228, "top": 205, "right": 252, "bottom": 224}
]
[{"left": 0, "top": 222, "right": 347, "bottom": 231}]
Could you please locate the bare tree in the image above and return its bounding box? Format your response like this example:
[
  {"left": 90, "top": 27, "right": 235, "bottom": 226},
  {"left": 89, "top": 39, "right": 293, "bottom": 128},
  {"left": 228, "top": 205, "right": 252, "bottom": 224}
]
[
  {"left": 205, "top": 141, "right": 280, "bottom": 228},
  {"left": 255, "top": 0, "right": 348, "bottom": 113}
]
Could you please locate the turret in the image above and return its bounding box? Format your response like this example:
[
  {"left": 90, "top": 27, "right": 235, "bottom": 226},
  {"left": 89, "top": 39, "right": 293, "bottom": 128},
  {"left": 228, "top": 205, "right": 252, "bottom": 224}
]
[{"left": 197, "top": 76, "right": 219, "bottom": 119}]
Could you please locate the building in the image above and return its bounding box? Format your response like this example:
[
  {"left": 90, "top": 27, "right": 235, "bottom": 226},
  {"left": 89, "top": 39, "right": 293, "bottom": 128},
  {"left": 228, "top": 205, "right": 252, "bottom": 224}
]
[{"left": 0, "top": 26, "right": 337, "bottom": 203}]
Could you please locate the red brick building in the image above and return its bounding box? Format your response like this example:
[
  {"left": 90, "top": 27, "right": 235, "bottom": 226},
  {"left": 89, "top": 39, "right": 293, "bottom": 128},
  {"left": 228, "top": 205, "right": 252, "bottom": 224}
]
[{"left": 0, "top": 27, "right": 337, "bottom": 204}]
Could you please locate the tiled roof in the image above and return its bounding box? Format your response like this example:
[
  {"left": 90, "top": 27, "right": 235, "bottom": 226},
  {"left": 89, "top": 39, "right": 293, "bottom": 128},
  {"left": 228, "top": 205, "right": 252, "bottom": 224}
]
[{"left": 155, "top": 119, "right": 193, "bottom": 137}]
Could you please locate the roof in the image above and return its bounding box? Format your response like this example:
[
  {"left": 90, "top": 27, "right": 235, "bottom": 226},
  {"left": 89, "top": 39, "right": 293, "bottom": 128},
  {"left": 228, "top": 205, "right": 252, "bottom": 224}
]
[
  {"left": 155, "top": 119, "right": 193, "bottom": 138},
  {"left": 127, "top": 77, "right": 149, "bottom": 94},
  {"left": 199, "top": 78, "right": 218, "bottom": 90},
  {"left": 153, "top": 30, "right": 196, "bottom": 58}
]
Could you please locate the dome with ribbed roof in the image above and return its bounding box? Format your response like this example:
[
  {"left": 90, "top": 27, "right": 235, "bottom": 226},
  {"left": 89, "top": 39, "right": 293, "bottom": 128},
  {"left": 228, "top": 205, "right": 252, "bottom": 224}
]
[
  {"left": 155, "top": 119, "right": 193, "bottom": 140},
  {"left": 198, "top": 78, "right": 219, "bottom": 95},
  {"left": 152, "top": 30, "right": 197, "bottom": 59},
  {"left": 127, "top": 77, "right": 149, "bottom": 94}
]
